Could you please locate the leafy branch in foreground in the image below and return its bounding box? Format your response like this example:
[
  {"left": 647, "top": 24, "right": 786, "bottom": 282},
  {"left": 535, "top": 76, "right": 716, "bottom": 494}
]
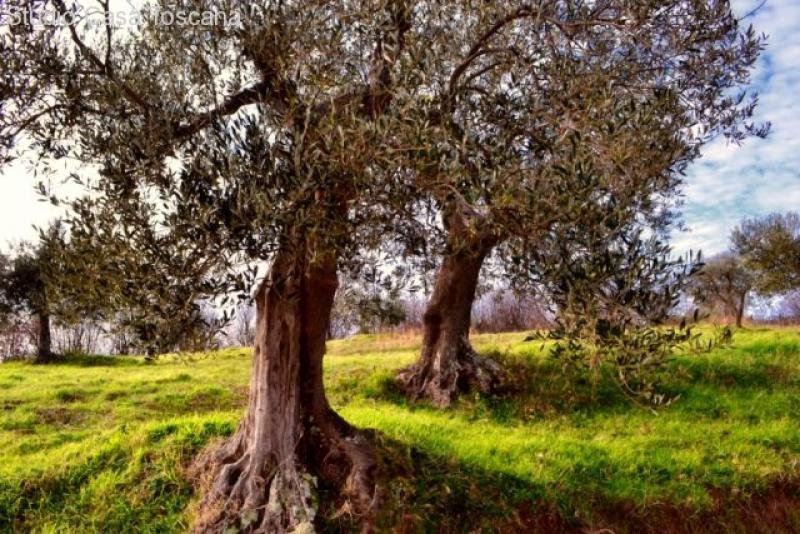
[
  {"left": 524, "top": 227, "right": 720, "bottom": 406},
  {"left": 533, "top": 322, "right": 734, "bottom": 407}
]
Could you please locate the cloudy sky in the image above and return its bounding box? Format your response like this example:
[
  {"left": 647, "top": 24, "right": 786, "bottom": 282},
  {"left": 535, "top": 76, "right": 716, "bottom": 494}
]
[
  {"left": 1, "top": 0, "right": 799, "bottom": 256},
  {"left": 674, "top": 0, "right": 800, "bottom": 255}
]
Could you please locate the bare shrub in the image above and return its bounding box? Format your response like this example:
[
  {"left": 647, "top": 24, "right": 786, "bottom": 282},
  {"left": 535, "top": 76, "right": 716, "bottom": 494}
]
[
  {"left": 230, "top": 303, "right": 256, "bottom": 347},
  {"left": 52, "top": 320, "right": 104, "bottom": 355},
  {"left": 472, "top": 290, "right": 554, "bottom": 333},
  {"left": 0, "top": 314, "right": 37, "bottom": 361}
]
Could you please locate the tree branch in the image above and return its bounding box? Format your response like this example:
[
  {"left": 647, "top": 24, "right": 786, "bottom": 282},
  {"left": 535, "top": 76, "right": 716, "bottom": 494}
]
[
  {"left": 52, "top": 0, "right": 150, "bottom": 111},
  {"left": 172, "top": 81, "right": 272, "bottom": 139},
  {"left": 448, "top": 6, "right": 537, "bottom": 99}
]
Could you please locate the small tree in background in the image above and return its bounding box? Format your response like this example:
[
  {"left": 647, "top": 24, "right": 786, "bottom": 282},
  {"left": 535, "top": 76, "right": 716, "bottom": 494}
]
[
  {"left": 0, "top": 252, "right": 29, "bottom": 361},
  {"left": 689, "top": 252, "right": 754, "bottom": 328},
  {"left": 732, "top": 212, "right": 800, "bottom": 294},
  {"left": 230, "top": 303, "right": 256, "bottom": 348},
  {"left": 0, "top": 229, "right": 63, "bottom": 363}
]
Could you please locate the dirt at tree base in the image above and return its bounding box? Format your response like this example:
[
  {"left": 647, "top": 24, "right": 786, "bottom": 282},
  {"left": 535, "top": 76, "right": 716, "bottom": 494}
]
[{"left": 510, "top": 481, "right": 800, "bottom": 534}]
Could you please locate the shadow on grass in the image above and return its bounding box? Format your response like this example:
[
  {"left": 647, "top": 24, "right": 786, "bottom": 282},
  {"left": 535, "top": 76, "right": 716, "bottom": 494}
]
[
  {"left": 676, "top": 357, "right": 800, "bottom": 390},
  {"left": 358, "top": 351, "right": 639, "bottom": 423},
  {"left": 317, "top": 430, "right": 569, "bottom": 534},
  {"left": 4, "top": 411, "right": 798, "bottom": 533},
  {"left": 0, "top": 418, "right": 234, "bottom": 533},
  {"left": 320, "top": 429, "right": 800, "bottom": 534},
  {"left": 45, "top": 353, "right": 142, "bottom": 367}
]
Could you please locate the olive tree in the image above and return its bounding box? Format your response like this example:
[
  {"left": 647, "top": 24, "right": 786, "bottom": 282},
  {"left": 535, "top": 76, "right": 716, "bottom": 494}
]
[
  {"left": 2, "top": 0, "right": 415, "bottom": 528},
  {"left": 395, "top": 0, "right": 767, "bottom": 406},
  {"left": 0, "top": 231, "right": 62, "bottom": 363},
  {"left": 689, "top": 252, "right": 754, "bottom": 327}
]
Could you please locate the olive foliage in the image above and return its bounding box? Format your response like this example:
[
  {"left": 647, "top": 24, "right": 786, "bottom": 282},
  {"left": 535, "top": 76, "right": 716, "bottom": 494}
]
[
  {"left": 517, "top": 177, "right": 705, "bottom": 403},
  {"left": 0, "top": 1, "right": 769, "bottom": 293}
]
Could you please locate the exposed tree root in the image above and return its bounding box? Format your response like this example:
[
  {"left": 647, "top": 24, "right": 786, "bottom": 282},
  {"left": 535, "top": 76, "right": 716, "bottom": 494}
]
[
  {"left": 397, "top": 337, "right": 502, "bottom": 408},
  {"left": 191, "top": 412, "right": 381, "bottom": 533},
  {"left": 190, "top": 243, "right": 381, "bottom": 533}
]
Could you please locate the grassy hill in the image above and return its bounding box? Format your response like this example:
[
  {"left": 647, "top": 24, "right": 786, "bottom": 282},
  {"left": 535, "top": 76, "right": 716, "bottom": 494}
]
[{"left": 1, "top": 328, "right": 799, "bottom": 532}]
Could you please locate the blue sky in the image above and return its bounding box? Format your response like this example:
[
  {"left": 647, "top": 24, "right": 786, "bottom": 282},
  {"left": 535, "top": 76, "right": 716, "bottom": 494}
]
[
  {"left": 673, "top": 0, "right": 800, "bottom": 255},
  {"left": 1, "top": 0, "right": 799, "bottom": 257}
]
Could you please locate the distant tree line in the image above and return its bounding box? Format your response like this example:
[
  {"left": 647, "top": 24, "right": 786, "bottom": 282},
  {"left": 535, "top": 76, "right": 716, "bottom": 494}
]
[{"left": 4, "top": 209, "right": 797, "bottom": 363}]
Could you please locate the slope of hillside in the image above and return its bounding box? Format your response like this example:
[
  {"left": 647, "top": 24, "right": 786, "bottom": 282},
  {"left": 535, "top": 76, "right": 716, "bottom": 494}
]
[{"left": 1, "top": 329, "right": 799, "bottom": 532}]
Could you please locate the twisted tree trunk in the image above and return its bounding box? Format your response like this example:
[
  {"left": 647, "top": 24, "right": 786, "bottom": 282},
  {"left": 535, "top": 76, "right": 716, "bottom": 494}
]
[
  {"left": 194, "top": 243, "right": 380, "bottom": 532},
  {"left": 397, "top": 231, "right": 500, "bottom": 407}
]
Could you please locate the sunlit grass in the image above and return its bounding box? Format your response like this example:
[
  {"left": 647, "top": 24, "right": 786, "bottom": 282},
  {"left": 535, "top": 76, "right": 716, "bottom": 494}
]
[{"left": 0, "top": 327, "right": 798, "bottom": 531}]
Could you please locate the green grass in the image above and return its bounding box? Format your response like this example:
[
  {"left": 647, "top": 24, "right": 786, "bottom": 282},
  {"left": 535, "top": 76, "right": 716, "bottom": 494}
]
[{"left": 0, "top": 328, "right": 799, "bottom": 531}]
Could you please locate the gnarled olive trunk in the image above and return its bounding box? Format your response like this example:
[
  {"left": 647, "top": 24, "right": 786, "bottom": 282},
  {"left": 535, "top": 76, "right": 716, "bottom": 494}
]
[
  {"left": 194, "top": 244, "right": 380, "bottom": 532},
  {"left": 34, "top": 312, "right": 52, "bottom": 364},
  {"left": 397, "top": 234, "right": 500, "bottom": 407}
]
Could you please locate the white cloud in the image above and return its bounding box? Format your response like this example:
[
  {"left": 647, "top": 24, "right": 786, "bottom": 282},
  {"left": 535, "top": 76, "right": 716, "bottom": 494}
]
[
  {"left": 0, "top": 157, "right": 84, "bottom": 251},
  {"left": 676, "top": 0, "right": 800, "bottom": 256},
  {"left": 0, "top": 160, "right": 63, "bottom": 249}
]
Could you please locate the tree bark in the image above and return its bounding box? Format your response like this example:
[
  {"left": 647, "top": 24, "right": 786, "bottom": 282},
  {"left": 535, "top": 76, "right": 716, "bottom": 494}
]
[
  {"left": 736, "top": 292, "right": 746, "bottom": 328},
  {"left": 194, "top": 243, "right": 380, "bottom": 533},
  {"left": 397, "top": 232, "right": 500, "bottom": 407},
  {"left": 34, "top": 312, "right": 52, "bottom": 364}
]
